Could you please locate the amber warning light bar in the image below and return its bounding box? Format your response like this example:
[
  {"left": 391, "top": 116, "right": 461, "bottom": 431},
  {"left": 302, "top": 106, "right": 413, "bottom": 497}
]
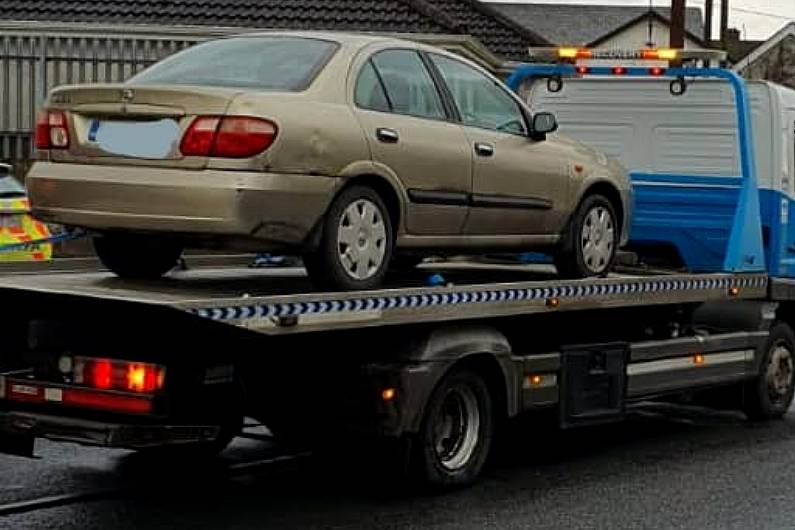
[{"left": 528, "top": 47, "right": 727, "bottom": 64}]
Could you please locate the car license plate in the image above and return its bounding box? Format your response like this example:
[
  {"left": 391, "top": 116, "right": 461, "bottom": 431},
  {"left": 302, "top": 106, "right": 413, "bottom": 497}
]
[{"left": 88, "top": 118, "right": 180, "bottom": 159}]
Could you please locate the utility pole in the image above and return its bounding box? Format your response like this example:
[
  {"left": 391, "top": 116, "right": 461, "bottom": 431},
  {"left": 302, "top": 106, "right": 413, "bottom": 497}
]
[
  {"left": 720, "top": 0, "right": 730, "bottom": 47},
  {"left": 670, "top": 0, "right": 686, "bottom": 49},
  {"left": 704, "top": 0, "right": 714, "bottom": 44}
]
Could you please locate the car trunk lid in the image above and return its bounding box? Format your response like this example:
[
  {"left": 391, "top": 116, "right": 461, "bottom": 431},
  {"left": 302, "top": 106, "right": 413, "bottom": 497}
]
[{"left": 47, "top": 84, "right": 242, "bottom": 169}]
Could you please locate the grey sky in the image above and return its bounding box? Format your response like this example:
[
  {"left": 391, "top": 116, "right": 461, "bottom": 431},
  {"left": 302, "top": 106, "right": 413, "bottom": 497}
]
[{"left": 485, "top": 1, "right": 792, "bottom": 40}]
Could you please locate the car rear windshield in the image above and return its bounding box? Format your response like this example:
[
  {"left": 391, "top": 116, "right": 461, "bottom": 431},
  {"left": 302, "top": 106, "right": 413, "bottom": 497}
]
[
  {"left": 129, "top": 37, "right": 338, "bottom": 91},
  {"left": 0, "top": 176, "right": 25, "bottom": 197}
]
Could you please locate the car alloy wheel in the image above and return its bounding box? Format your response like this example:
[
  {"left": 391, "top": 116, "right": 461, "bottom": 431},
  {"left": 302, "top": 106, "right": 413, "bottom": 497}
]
[
  {"left": 580, "top": 205, "right": 615, "bottom": 275},
  {"left": 337, "top": 198, "right": 387, "bottom": 281}
]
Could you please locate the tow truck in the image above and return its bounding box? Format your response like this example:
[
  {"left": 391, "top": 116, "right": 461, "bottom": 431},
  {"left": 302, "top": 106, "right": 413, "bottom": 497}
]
[{"left": 1, "top": 48, "right": 795, "bottom": 488}]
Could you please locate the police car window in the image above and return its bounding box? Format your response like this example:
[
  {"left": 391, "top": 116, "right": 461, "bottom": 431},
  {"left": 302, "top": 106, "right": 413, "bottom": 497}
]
[
  {"left": 430, "top": 54, "right": 526, "bottom": 135},
  {"left": 370, "top": 50, "right": 445, "bottom": 120}
]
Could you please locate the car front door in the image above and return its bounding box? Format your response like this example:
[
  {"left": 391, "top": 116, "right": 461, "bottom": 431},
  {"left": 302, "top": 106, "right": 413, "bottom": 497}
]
[
  {"left": 428, "top": 53, "right": 567, "bottom": 236},
  {"left": 351, "top": 48, "right": 471, "bottom": 236}
]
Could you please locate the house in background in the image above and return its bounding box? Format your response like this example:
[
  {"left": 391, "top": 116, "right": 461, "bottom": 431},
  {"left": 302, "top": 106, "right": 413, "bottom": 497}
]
[
  {"left": 733, "top": 23, "right": 795, "bottom": 91},
  {"left": 0, "top": 0, "right": 547, "bottom": 174},
  {"left": 490, "top": 3, "right": 704, "bottom": 50}
]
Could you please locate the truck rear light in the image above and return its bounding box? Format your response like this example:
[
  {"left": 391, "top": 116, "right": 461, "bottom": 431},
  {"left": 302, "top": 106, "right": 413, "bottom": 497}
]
[
  {"left": 63, "top": 389, "right": 153, "bottom": 414},
  {"left": 4, "top": 379, "right": 153, "bottom": 414},
  {"left": 180, "top": 116, "right": 277, "bottom": 158},
  {"left": 35, "top": 109, "right": 70, "bottom": 150},
  {"left": 74, "top": 357, "right": 165, "bottom": 394}
]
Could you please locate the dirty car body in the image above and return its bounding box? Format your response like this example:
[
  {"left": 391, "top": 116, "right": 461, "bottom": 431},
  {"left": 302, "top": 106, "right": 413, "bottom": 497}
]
[{"left": 27, "top": 31, "right": 630, "bottom": 288}]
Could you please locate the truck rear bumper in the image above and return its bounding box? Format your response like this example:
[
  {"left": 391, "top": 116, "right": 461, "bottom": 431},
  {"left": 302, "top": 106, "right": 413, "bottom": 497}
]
[{"left": 0, "top": 411, "right": 220, "bottom": 453}]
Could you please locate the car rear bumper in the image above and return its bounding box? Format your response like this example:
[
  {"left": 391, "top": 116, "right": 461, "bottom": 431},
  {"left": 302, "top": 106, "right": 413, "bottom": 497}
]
[
  {"left": 27, "top": 162, "right": 339, "bottom": 247},
  {"left": 0, "top": 410, "right": 220, "bottom": 452}
]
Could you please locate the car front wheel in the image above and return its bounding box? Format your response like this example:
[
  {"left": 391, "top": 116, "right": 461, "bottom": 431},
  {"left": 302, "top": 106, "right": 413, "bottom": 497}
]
[
  {"left": 304, "top": 185, "right": 393, "bottom": 291},
  {"left": 555, "top": 194, "right": 618, "bottom": 278}
]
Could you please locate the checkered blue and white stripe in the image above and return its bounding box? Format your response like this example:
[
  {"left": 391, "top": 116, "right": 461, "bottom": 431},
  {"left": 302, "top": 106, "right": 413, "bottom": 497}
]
[{"left": 187, "top": 275, "right": 767, "bottom": 323}]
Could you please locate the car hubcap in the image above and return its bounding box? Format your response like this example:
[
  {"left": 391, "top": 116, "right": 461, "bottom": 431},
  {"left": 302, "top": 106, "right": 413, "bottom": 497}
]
[
  {"left": 766, "top": 343, "right": 794, "bottom": 405},
  {"left": 337, "top": 198, "right": 387, "bottom": 281},
  {"left": 432, "top": 385, "right": 480, "bottom": 471},
  {"left": 581, "top": 206, "right": 615, "bottom": 274}
]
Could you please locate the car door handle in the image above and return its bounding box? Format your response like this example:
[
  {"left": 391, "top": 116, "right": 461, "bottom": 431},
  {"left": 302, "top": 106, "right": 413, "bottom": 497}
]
[
  {"left": 376, "top": 128, "right": 399, "bottom": 143},
  {"left": 474, "top": 143, "right": 494, "bottom": 157}
]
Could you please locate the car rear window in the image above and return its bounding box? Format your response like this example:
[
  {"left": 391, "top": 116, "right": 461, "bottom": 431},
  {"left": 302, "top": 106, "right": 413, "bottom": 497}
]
[
  {"left": 0, "top": 176, "right": 25, "bottom": 197},
  {"left": 129, "top": 37, "right": 338, "bottom": 91}
]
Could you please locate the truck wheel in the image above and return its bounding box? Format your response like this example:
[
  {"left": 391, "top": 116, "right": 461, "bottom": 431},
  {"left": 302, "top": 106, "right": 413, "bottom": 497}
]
[
  {"left": 555, "top": 194, "right": 618, "bottom": 278},
  {"left": 411, "top": 368, "right": 494, "bottom": 488},
  {"left": 94, "top": 235, "right": 183, "bottom": 279},
  {"left": 744, "top": 322, "right": 795, "bottom": 420},
  {"left": 304, "top": 185, "right": 393, "bottom": 291}
]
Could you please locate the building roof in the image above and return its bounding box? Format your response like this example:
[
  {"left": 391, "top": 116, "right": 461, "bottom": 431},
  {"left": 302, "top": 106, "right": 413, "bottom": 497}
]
[
  {"left": 732, "top": 22, "right": 792, "bottom": 72},
  {"left": 489, "top": 2, "right": 704, "bottom": 46},
  {"left": 0, "top": 0, "right": 548, "bottom": 61}
]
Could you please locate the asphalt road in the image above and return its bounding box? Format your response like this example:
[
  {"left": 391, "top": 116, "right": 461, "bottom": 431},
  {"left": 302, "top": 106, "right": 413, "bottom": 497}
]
[{"left": 2, "top": 404, "right": 795, "bottom": 530}]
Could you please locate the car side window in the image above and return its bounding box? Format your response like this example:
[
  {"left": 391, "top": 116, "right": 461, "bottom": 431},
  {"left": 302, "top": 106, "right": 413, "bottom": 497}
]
[
  {"left": 355, "top": 60, "right": 391, "bottom": 113},
  {"left": 430, "top": 54, "right": 527, "bottom": 135},
  {"left": 370, "top": 49, "right": 445, "bottom": 120}
]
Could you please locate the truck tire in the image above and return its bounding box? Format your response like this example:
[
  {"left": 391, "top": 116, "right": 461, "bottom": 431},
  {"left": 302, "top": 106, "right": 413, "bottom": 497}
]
[
  {"left": 94, "top": 235, "right": 183, "bottom": 279},
  {"left": 411, "top": 368, "right": 494, "bottom": 488},
  {"left": 555, "top": 194, "right": 618, "bottom": 278},
  {"left": 744, "top": 322, "right": 795, "bottom": 420},
  {"left": 304, "top": 185, "right": 393, "bottom": 291}
]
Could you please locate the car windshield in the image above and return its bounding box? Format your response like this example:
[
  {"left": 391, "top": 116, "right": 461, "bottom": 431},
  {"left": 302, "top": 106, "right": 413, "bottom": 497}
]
[
  {"left": 0, "top": 166, "right": 24, "bottom": 197},
  {"left": 129, "top": 36, "right": 338, "bottom": 91}
]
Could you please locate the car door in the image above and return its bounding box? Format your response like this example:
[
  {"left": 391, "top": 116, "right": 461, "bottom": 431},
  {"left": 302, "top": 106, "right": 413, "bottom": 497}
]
[
  {"left": 351, "top": 48, "right": 472, "bottom": 235},
  {"left": 428, "top": 53, "right": 567, "bottom": 236}
]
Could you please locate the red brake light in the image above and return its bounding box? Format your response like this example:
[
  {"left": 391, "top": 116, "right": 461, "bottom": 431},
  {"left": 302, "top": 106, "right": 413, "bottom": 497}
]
[
  {"left": 180, "top": 116, "right": 277, "bottom": 158},
  {"left": 92, "top": 359, "right": 113, "bottom": 389},
  {"left": 75, "top": 357, "right": 166, "bottom": 394},
  {"left": 35, "top": 109, "right": 70, "bottom": 150},
  {"left": 650, "top": 67, "right": 666, "bottom": 76},
  {"left": 611, "top": 66, "right": 627, "bottom": 76},
  {"left": 576, "top": 66, "right": 590, "bottom": 75}
]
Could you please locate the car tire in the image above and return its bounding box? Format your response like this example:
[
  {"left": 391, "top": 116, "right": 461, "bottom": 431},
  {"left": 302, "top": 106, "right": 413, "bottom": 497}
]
[
  {"left": 94, "top": 235, "right": 183, "bottom": 279},
  {"left": 410, "top": 368, "right": 494, "bottom": 489},
  {"left": 554, "top": 194, "right": 618, "bottom": 278},
  {"left": 744, "top": 322, "right": 795, "bottom": 421},
  {"left": 304, "top": 185, "right": 393, "bottom": 291}
]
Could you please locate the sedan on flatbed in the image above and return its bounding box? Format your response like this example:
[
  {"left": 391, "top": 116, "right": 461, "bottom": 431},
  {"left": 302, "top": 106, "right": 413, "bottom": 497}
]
[{"left": 27, "top": 31, "right": 630, "bottom": 290}]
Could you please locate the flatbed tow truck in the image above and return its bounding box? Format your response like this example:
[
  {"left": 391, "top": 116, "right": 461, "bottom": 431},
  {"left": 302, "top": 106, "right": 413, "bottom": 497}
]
[{"left": 3, "top": 50, "right": 795, "bottom": 488}]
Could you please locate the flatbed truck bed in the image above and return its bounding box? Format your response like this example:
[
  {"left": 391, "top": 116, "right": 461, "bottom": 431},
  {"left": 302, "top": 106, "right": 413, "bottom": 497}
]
[{"left": 0, "top": 264, "right": 792, "bottom": 487}]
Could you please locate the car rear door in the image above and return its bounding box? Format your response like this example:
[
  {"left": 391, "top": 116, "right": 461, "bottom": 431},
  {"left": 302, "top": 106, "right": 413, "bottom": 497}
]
[
  {"left": 351, "top": 48, "right": 471, "bottom": 236},
  {"left": 428, "top": 53, "right": 567, "bottom": 236}
]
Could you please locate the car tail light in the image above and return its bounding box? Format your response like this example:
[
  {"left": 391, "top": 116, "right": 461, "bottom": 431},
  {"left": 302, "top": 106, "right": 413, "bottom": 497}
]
[
  {"left": 73, "top": 357, "right": 166, "bottom": 394},
  {"left": 35, "top": 109, "right": 70, "bottom": 149},
  {"left": 180, "top": 116, "right": 277, "bottom": 158}
]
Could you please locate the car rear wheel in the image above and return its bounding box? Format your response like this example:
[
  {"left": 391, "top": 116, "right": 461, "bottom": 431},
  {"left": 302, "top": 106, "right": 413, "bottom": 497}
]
[
  {"left": 304, "top": 185, "right": 393, "bottom": 291},
  {"left": 744, "top": 322, "right": 795, "bottom": 420},
  {"left": 410, "top": 368, "right": 494, "bottom": 488},
  {"left": 94, "top": 234, "right": 183, "bottom": 279},
  {"left": 554, "top": 194, "right": 618, "bottom": 278}
]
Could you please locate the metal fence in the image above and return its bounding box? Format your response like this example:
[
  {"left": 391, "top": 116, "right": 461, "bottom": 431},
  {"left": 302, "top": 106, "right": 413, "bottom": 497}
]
[{"left": 0, "top": 24, "right": 207, "bottom": 174}]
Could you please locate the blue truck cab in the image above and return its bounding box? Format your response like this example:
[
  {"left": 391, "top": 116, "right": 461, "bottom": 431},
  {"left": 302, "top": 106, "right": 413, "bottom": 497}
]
[{"left": 509, "top": 50, "right": 795, "bottom": 278}]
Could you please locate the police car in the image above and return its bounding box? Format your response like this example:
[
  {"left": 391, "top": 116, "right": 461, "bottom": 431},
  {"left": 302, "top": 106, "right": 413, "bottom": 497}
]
[{"left": 0, "top": 163, "right": 52, "bottom": 262}]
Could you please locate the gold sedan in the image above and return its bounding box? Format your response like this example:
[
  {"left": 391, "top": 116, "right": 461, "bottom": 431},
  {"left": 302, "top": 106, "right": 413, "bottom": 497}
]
[{"left": 27, "top": 32, "right": 630, "bottom": 290}]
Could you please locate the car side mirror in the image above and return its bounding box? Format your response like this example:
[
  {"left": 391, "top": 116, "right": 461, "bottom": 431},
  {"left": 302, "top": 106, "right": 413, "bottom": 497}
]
[{"left": 531, "top": 112, "right": 558, "bottom": 140}]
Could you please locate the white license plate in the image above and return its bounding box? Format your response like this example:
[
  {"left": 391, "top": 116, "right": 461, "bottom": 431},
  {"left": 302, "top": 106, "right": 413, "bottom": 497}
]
[{"left": 88, "top": 118, "right": 180, "bottom": 159}]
